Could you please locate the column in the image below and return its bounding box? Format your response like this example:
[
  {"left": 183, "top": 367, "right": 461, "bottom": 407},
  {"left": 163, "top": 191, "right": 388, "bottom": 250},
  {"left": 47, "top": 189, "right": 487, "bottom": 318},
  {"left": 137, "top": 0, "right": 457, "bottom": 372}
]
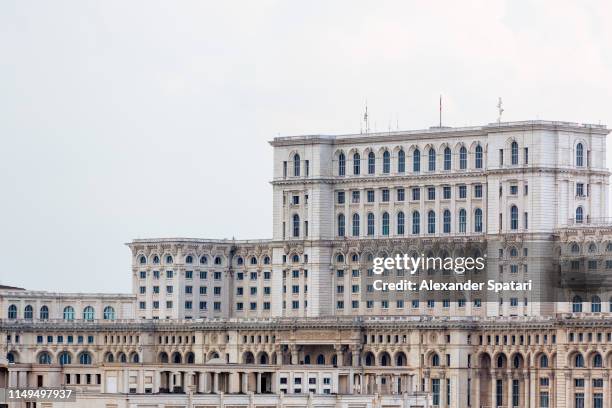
[
  {"left": 198, "top": 371, "right": 206, "bottom": 393},
  {"left": 491, "top": 372, "right": 497, "bottom": 408},
  {"left": 335, "top": 345, "right": 343, "bottom": 366},
  {"left": 352, "top": 349, "right": 360, "bottom": 367},
  {"left": 241, "top": 372, "right": 248, "bottom": 393},
  {"left": 474, "top": 373, "right": 480, "bottom": 408},
  {"left": 256, "top": 372, "right": 262, "bottom": 394},
  {"left": 213, "top": 372, "right": 219, "bottom": 393},
  {"left": 529, "top": 371, "right": 536, "bottom": 408},
  {"left": 507, "top": 374, "right": 513, "bottom": 408},
  {"left": 585, "top": 373, "right": 591, "bottom": 408}
]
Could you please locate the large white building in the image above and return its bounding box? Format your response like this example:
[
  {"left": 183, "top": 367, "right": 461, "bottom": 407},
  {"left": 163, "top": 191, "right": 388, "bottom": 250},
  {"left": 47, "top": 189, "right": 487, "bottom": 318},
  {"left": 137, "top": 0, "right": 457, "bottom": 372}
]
[{"left": 2, "top": 120, "right": 612, "bottom": 408}]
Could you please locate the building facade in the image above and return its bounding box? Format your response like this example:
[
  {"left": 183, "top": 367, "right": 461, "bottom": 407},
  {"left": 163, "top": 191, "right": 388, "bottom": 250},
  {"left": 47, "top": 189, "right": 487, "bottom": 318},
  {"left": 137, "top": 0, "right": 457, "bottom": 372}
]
[{"left": 1, "top": 120, "right": 612, "bottom": 408}]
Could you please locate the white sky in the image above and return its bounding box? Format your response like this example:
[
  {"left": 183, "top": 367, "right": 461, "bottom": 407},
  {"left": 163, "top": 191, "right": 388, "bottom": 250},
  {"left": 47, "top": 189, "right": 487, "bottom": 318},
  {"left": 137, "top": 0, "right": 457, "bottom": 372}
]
[{"left": 1, "top": 0, "right": 611, "bottom": 292}]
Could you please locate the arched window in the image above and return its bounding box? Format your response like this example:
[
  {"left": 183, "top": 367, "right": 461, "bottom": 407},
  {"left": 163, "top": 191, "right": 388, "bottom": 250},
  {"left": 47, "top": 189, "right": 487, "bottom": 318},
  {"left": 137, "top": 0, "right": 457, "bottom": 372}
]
[
  {"left": 292, "top": 214, "right": 300, "bottom": 237},
  {"left": 511, "top": 141, "right": 519, "bottom": 165},
  {"left": 591, "top": 296, "right": 601, "bottom": 312},
  {"left": 187, "top": 352, "right": 195, "bottom": 364},
  {"left": 412, "top": 211, "right": 420, "bottom": 235},
  {"left": 352, "top": 213, "right": 360, "bottom": 237},
  {"left": 510, "top": 247, "right": 518, "bottom": 257},
  {"left": 367, "top": 151, "right": 375, "bottom": 174},
  {"left": 497, "top": 355, "right": 505, "bottom": 368},
  {"left": 353, "top": 153, "right": 360, "bottom": 175},
  {"left": 427, "top": 210, "right": 436, "bottom": 234},
  {"left": 593, "top": 353, "right": 603, "bottom": 368},
  {"left": 381, "top": 212, "right": 389, "bottom": 236},
  {"left": 8, "top": 304, "right": 17, "bottom": 319},
  {"left": 572, "top": 296, "right": 583, "bottom": 313},
  {"left": 474, "top": 208, "right": 483, "bottom": 232},
  {"left": 63, "top": 306, "right": 75, "bottom": 321},
  {"left": 428, "top": 148, "right": 436, "bottom": 171},
  {"left": 432, "top": 354, "right": 440, "bottom": 367},
  {"left": 574, "top": 353, "right": 584, "bottom": 368},
  {"left": 338, "top": 153, "right": 346, "bottom": 176},
  {"left": 152, "top": 255, "right": 160, "bottom": 264},
  {"left": 575, "top": 207, "right": 584, "bottom": 224},
  {"left": 459, "top": 146, "right": 467, "bottom": 169},
  {"left": 444, "top": 147, "right": 451, "bottom": 170},
  {"left": 166, "top": 255, "right": 173, "bottom": 264},
  {"left": 367, "top": 213, "right": 375, "bottom": 236},
  {"left": 185, "top": 255, "right": 193, "bottom": 264},
  {"left": 293, "top": 154, "right": 300, "bottom": 176},
  {"left": 83, "top": 306, "right": 95, "bottom": 321},
  {"left": 7, "top": 352, "right": 15, "bottom": 363},
  {"left": 475, "top": 144, "right": 483, "bottom": 168},
  {"left": 237, "top": 257, "right": 244, "bottom": 265},
  {"left": 540, "top": 355, "right": 548, "bottom": 368},
  {"left": 214, "top": 256, "right": 222, "bottom": 265},
  {"left": 398, "top": 149, "right": 405, "bottom": 173},
  {"left": 510, "top": 205, "right": 518, "bottom": 230},
  {"left": 304, "top": 355, "right": 311, "bottom": 364},
  {"left": 571, "top": 243, "right": 580, "bottom": 253},
  {"left": 132, "top": 353, "right": 140, "bottom": 363},
  {"left": 139, "top": 255, "right": 147, "bottom": 264},
  {"left": 337, "top": 214, "right": 345, "bottom": 237},
  {"left": 250, "top": 256, "right": 257, "bottom": 265},
  {"left": 263, "top": 256, "right": 270, "bottom": 265},
  {"left": 513, "top": 355, "right": 521, "bottom": 368},
  {"left": 397, "top": 212, "right": 405, "bottom": 235},
  {"left": 443, "top": 209, "right": 451, "bottom": 233},
  {"left": 79, "top": 352, "right": 92, "bottom": 365},
  {"left": 336, "top": 253, "right": 345, "bottom": 263},
  {"left": 119, "top": 353, "right": 127, "bottom": 363},
  {"left": 292, "top": 254, "right": 299, "bottom": 263},
  {"left": 40, "top": 305, "right": 49, "bottom": 320},
  {"left": 459, "top": 209, "right": 467, "bottom": 233},
  {"left": 576, "top": 143, "right": 584, "bottom": 167},
  {"left": 200, "top": 255, "right": 208, "bottom": 264},
  {"left": 59, "top": 352, "right": 71, "bottom": 365},
  {"left": 103, "top": 306, "right": 116, "bottom": 320},
  {"left": 413, "top": 149, "right": 421, "bottom": 172},
  {"left": 24, "top": 305, "right": 33, "bottom": 320},
  {"left": 382, "top": 151, "right": 390, "bottom": 173},
  {"left": 316, "top": 354, "right": 325, "bottom": 365},
  {"left": 106, "top": 353, "right": 114, "bottom": 363}
]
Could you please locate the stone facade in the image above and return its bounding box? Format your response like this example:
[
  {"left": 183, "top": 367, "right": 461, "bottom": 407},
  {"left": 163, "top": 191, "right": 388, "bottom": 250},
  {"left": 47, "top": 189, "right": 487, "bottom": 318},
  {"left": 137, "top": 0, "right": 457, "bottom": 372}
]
[{"left": 1, "top": 120, "right": 612, "bottom": 408}]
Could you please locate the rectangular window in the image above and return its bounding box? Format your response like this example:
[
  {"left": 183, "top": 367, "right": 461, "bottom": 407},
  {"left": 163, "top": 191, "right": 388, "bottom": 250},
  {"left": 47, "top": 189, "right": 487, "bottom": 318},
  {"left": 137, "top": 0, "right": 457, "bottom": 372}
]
[
  {"left": 524, "top": 147, "right": 529, "bottom": 164},
  {"left": 524, "top": 212, "right": 528, "bottom": 229},
  {"left": 382, "top": 189, "right": 390, "bottom": 202},
  {"left": 337, "top": 191, "right": 345, "bottom": 204},
  {"left": 351, "top": 190, "right": 360, "bottom": 203},
  {"left": 397, "top": 188, "right": 405, "bottom": 201},
  {"left": 499, "top": 149, "right": 504, "bottom": 165},
  {"left": 458, "top": 185, "right": 467, "bottom": 199},
  {"left": 474, "top": 184, "right": 482, "bottom": 198},
  {"left": 540, "top": 392, "right": 549, "bottom": 408},
  {"left": 510, "top": 185, "right": 518, "bottom": 195},
  {"left": 412, "top": 187, "right": 420, "bottom": 201},
  {"left": 427, "top": 187, "right": 435, "bottom": 200},
  {"left": 576, "top": 183, "right": 584, "bottom": 197},
  {"left": 367, "top": 189, "right": 375, "bottom": 202},
  {"left": 443, "top": 186, "right": 451, "bottom": 199}
]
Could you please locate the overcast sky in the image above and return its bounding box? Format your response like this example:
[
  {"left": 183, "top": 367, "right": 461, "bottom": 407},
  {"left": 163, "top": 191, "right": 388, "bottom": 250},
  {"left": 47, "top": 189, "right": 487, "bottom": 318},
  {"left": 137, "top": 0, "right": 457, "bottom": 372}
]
[{"left": 1, "top": 1, "right": 611, "bottom": 293}]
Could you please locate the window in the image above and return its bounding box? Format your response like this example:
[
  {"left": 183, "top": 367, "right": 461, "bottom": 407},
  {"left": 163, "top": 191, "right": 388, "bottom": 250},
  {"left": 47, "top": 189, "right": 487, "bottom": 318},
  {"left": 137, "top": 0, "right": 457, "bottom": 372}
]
[
  {"left": 352, "top": 213, "right": 360, "bottom": 236},
  {"left": 24, "top": 305, "right": 33, "bottom": 320},
  {"left": 337, "top": 214, "right": 345, "bottom": 237},
  {"left": 428, "top": 148, "right": 436, "bottom": 171},
  {"left": 472, "top": 208, "right": 483, "bottom": 233},
  {"left": 510, "top": 185, "right": 518, "bottom": 195},
  {"left": 397, "top": 188, "right": 405, "bottom": 201},
  {"left": 458, "top": 209, "right": 466, "bottom": 233},
  {"left": 382, "top": 151, "right": 390, "bottom": 173},
  {"left": 293, "top": 154, "right": 300, "bottom": 176},
  {"left": 367, "top": 213, "right": 375, "bottom": 236},
  {"left": 475, "top": 144, "right": 483, "bottom": 168},
  {"left": 524, "top": 147, "right": 529, "bottom": 164},
  {"left": 397, "top": 212, "right": 405, "bottom": 235},
  {"left": 499, "top": 149, "right": 504, "bottom": 165},
  {"left": 366, "top": 189, "right": 374, "bottom": 202},
  {"left": 412, "top": 187, "right": 420, "bottom": 201},
  {"left": 398, "top": 149, "right": 405, "bottom": 172},
  {"left": 577, "top": 183, "right": 584, "bottom": 197},
  {"left": 353, "top": 153, "right": 360, "bottom": 175},
  {"left": 39, "top": 305, "right": 49, "bottom": 320},
  {"left": 524, "top": 212, "right": 528, "bottom": 229},
  {"left": 474, "top": 184, "right": 482, "bottom": 198},
  {"left": 382, "top": 212, "right": 389, "bottom": 236},
  {"left": 368, "top": 151, "right": 375, "bottom": 174},
  {"left": 381, "top": 189, "right": 389, "bottom": 202},
  {"left": 79, "top": 352, "right": 92, "bottom": 365},
  {"left": 337, "top": 191, "right": 345, "bottom": 204},
  {"left": 443, "top": 210, "right": 451, "bottom": 233},
  {"left": 352, "top": 190, "right": 360, "bottom": 203},
  {"left": 338, "top": 153, "right": 346, "bottom": 176},
  {"left": 427, "top": 210, "right": 436, "bottom": 234},
  {"left": 510, "top": 205, "right": 518, "bottom": 230},
  {"left": 458, "top": 185, "right": 466, "bottom": 199},
  {"left": 459, "top": 146, "right": 467, "bottom": 169},
  {"left": 103, "top": 306, "right": 115, "bottom": 320},
  {"left": 427, "top": 187, "right": 435, "bottom": 200},
  {"left": 576, "top": 143, "right": 584, "bottom": 167},
  {"left": 576, "top": 206, "right": 584, "bottom": 223},
  {"left": 592, "top": 296, "right": 602, "bottom": 312},
  {"left": 412, "top": 211, "right": 420, "bottom": 234},
  {"left": 81, "top": 306, "right": 94, "bottom": 321},
  {"left": 292, "top": 214, "right": 300, "bottom": 237},
  {"left": 511, "top": 141, "right": 518, "bottom": 165},
  {"left": 8, "top": 304, "right": 17, "bottom": 319},
  {"left": 443, "top": 147, "right": 451, "bottom": 170},
  {"left": 442, "top": 186, "right": 451, "bottom": 199},
  {"left": 413, "top": 149, "right": 420, "bottom": 172}
]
